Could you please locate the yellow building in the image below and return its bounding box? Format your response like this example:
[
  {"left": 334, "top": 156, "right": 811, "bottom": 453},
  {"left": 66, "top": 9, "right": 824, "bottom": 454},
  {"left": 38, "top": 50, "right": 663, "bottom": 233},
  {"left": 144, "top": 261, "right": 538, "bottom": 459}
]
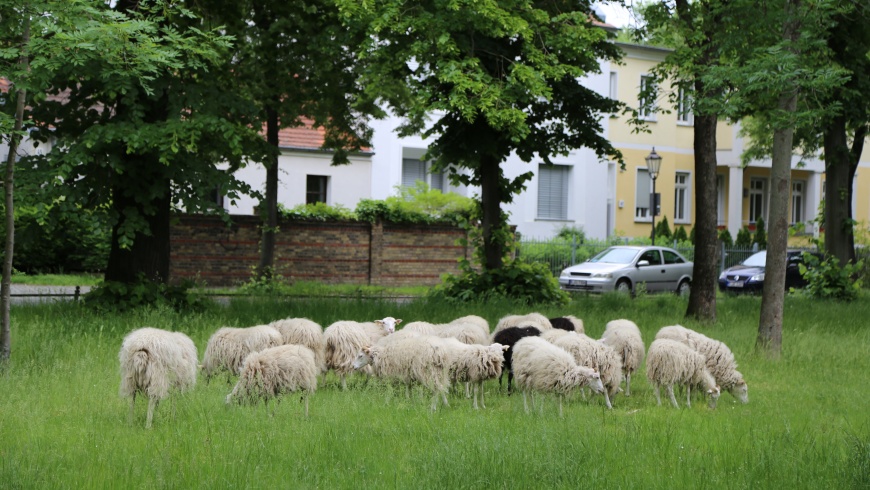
[{"left": 608, "top": 42, "right": 870, "bottom": 244}]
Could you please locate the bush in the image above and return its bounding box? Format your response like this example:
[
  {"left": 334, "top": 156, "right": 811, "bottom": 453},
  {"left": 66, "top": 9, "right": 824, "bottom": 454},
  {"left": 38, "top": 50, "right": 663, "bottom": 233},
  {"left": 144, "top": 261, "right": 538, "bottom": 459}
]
[
  {"left": 754, "top": 217, "right": 767, "bottom": 249},
  {"left": 673, "top": 225, "right": 688, "bottom": 243},
  {"left": 654, "top": 216, "right": 672, "bottom": 241},
  {"left": 279, "top": 202, "right": 356, "bottom": 221},
  {"left": 356, "top": 184, "right": 474, "bottom": 225},
  {"left": 718, "top": 228, "right": 734, "bottom": 248},
  {"left": 431, "top": 259, "right": 570, "bottom": 306},
  {"left": 799, "top": 253, "right": 863, "bottom": 301},
  {"left": 735, "top": 226, "right": 753, "bottom": 248},
  {"left": 84, "top": 276, "right": 206, "bottom": 312}
]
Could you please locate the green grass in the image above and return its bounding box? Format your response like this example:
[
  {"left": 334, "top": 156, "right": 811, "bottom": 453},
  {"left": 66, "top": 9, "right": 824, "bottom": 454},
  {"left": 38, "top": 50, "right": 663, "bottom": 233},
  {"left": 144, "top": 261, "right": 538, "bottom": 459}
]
[
  {"left": 1, "top": 294, "right": 868, "bottom": 488},
  {"left": 10, "top": 272, "right": 102, "bottom": 286}
]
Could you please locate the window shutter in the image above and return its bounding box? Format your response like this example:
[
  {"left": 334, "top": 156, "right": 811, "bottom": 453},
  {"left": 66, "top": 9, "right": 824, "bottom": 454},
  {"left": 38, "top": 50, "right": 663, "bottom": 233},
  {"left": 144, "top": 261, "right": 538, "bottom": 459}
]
[
  {"left": 538, "top": 165, "right": 568, "bottom": 220},
  {"left": 402, "top": 158, "right": 426, "bottom": 188}
]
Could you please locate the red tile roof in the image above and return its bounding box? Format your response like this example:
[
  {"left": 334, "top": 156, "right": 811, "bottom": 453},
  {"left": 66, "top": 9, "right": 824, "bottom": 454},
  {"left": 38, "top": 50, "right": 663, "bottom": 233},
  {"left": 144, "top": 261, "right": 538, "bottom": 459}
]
[{"left": 276, "top": 117, "right": 371, "bottom": 154}]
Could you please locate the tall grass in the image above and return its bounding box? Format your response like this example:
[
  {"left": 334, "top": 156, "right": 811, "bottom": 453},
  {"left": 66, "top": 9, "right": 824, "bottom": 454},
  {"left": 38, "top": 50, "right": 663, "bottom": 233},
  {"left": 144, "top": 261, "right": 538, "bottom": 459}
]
[{"left": 1, "top": 294, "right": 868, "bottom": 488}]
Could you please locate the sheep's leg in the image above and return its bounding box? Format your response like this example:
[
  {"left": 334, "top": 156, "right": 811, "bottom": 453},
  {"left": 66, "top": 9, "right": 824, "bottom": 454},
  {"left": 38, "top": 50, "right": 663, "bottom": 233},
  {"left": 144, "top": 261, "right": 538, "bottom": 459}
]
[
  {"left": 472, "top": 384, "right": 479, "bottom": 410},
  {"left": 303, "top": 393, "right": 309, "bottom": 418},
  {"left": 340, "top": 374, "right": 347, "bottom": 391},
  {"left": 604, "top": 389, "right": 612, "bottom": 410},
  {"left": 523, "top": 390, "right": 530, "bottom": 413},
  {"left": 653, "top": 385, "right": 662, "bottom": 405},
  {"left": 465, "top": 382, "right": 471, "bottom": 399},
  {"left": 431, "top": 391, "right": 439, "bottom": 411},
  {"left": 685, "top": 385, "right": 692, "bottom": 408},
  {"left": 146, "top": 397, "right": 158, "bottom": 429},
  {"left": 129, "top": 393, "right": 136, "bottom": 425},
  {"left": 625, "top": 372, "right": 632, "bottom": 397},
  {"left": 558, "top": 394, "right": 564, "bottom": 418},
  {"left": 507, "top": 370, "right": 514, "bottom": 395},
  {"left": 478, "top": 382, "right": 486, "bottom": 410},
  {"left": 666, "top": 385, "right": 679, "bottom": 408}
]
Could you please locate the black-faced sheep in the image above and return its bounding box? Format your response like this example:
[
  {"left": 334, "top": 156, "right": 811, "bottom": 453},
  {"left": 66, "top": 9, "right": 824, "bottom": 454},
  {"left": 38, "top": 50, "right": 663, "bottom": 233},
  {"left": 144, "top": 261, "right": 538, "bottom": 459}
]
[
  {"left": 491, "top": 325, "right": 542, "bottom": 394},
  {"left": 225, "top": 344, "right": 318, "bottom": 417},
  {"left": 600, "top": 319, "right": 645, "bottom": 396},
  {"left": 548, "top": 315, "right": 585, "bottom": 333},
  {"left": 201, "top": 325, "right": 283, "bottom": 381},
  {"left": 491, "top": 312, "right": 552, "bottom": 338},
  {"left": 655, "top": 325, "right": 748, "bottom": 404},
  {"left": 511, "top": 336, "right": 605, "bottom": 416},
  {"left": 119, "top": 327, "right": 198, "bottom": 428},
  {"left": 646, "top": 338, "right": 721, "bottom": 409}
]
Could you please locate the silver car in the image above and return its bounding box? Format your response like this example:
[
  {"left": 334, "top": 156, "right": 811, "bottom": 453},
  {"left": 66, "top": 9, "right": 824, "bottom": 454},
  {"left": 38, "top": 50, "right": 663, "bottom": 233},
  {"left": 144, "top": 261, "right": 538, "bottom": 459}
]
[{"left": 558, "top": 245, "right": 693, "bottom": 295}]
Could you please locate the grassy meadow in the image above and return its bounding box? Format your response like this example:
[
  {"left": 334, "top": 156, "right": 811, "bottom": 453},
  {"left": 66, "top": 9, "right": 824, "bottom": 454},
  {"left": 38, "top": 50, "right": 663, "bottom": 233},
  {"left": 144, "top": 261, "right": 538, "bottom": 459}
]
[{"left": 1, "top": 293, "right": 868, "bottom": 488}]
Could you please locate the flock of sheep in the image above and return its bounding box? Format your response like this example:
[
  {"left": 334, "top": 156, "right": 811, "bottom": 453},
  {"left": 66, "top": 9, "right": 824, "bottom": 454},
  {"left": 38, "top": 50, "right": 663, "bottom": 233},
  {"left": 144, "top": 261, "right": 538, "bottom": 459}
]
[{"left": 118, "top": 313, "right": 749, "bottom": 428}]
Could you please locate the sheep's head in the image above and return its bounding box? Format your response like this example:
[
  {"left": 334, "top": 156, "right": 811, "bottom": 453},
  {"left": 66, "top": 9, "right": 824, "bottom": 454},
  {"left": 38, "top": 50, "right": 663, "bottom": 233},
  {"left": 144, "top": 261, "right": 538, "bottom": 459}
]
[
  {"left": 375, "top": 317, "right": 402, "bottom": 334},
  {"left": 587, "top": 369, "right": 605, "bottom": 394},
  {"left": 707, "top": 385, "right": 722, "bottom": 409},
  {"left": 729, "top": 375, "right": 749, "bottom": 404},
  {"left": 352, "top": 347, "right": 373, "bottom": 370}
]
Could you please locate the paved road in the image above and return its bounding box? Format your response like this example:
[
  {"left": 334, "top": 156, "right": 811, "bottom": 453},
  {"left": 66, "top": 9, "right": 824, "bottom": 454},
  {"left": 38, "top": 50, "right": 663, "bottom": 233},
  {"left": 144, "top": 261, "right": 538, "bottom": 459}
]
[{"left": 8, "top": 284, "right": 92, "bottom": 304}]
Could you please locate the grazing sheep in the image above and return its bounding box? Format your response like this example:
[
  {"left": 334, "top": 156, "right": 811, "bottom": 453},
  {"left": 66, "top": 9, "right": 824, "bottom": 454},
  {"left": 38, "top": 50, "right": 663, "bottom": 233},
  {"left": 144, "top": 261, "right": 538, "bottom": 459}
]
[
  {"left": 435, "top": 337, "right": 508, "bottom": 409},
  {"left": 119, "top": 327, "right": 198, "bottom": 428},
  {"left": 600, "top": 319, "right": 645, "bottom": 396},
  {"left": 549, "top": 315, "right": 585, "bottom": 334},
  {"left": 548, "top": 331, "right": 624, "bottom": 409},
  {"left": 491, "top": 312, "right": 553, "bottom": 339},
  {"left": 201, "top": 325, "right": 283, "bottom": 381},
  {"left": 450, "top": 315, "right": 491, "bottom": 336},
  {"left": 511, "top": 337, "right": 605, "bottom": 416},
  {"left": 491, "top": 326, "right": 542, "bottom": 394},
  {"left": 401, "top": 321, "right": 442, "bottom": 335},
  {"left": 655, "top": 325, "right": 748, "bottom": 404},
  {"left": 225, "top": 344, "right": 318, "bottom": 417},
  {"left": 646, "top": 339, "right": 721, "bottom": 409},
  {"left": 437, "top": 322, "right": 489, "bottom": 346},
  {"left": 269, "top": 317, "right": 327, "bottom": 373},
  {"left": 352, "top": 334, "right": 451, "bottom": 411},
  {"left": 324, "top": 321, "right": 372, "bottom": 390}
]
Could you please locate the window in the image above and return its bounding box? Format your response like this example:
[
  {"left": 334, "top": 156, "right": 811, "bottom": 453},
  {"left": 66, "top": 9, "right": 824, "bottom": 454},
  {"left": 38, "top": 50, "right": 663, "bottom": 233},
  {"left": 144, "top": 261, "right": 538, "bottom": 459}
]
[
  {"left": 635, "top": 168, "right": 652, "bottom": 220},
  {"left": 306, "top": 175, "right": 328, "bottom": 204},
  {"left": 402, "top": 157, "right": 444, "bottom": 191},
  {"left": 209, "top": 185, "right": 225, "bottom": 209},
  {"left": 663, "top": 250, "right": 685, "bottom": 265},
  {"left": 749, "top": 178, "right": 767, "bottom": 224},
  {"left": 639, "top": 75, "right": 657, "bottom": 121},
  {"left": 677, "top": 87, "right": 693, "bottom": 125},
  {"left": 716, "top": 174, "right": 725, "bottom": 226},
  {"left": 791, "top": 180, "right": 805, "bottom": 224},
  {"left": 674, "top": 172, "right": 690, "bottom": 223},
  {"left": 639, "top": 249, "right": 662, "bottom": 265},
  {"left": 537, "top": 164, "right": 569, "bottom": 220},
  {"left": 609, "top": 72, "right": 618, "bottom": 101}
]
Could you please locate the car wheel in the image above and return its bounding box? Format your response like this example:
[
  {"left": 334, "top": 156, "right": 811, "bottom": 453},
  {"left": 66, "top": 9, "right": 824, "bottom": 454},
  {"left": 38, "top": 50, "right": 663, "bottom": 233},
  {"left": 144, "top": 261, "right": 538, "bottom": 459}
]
[
  {"left": 615, "top": 279, "right": 632, "bottom": 294},
  {"left": 677, "top": 279, "right": 691, "bottom": 296}
]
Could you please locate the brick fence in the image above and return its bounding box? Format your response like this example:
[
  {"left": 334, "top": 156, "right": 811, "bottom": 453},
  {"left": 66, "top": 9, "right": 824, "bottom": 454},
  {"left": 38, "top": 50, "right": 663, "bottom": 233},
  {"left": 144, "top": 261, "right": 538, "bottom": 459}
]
[{"left": 170, "top": 214, "right": 471, "bottom": 287}]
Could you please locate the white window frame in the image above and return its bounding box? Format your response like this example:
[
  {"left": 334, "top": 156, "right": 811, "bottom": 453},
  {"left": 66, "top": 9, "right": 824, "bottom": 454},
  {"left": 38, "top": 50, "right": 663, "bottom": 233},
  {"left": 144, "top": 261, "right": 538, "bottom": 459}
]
[
  {"left": 635, "top": 168, "right": 652, "bottom": 222},
  {"left": 639, "top": 75, "right": 657, "bottom": 121},
  {"left": 537, "top": 164, "right": 570, "bottom": 220},
  {"left": 716, "top": 174, "right": 725, "bottom": 226},
  {"left": 609, "top": 71, "right": 618, "bottom": 100},
  {"left": 749, "top": 177, "right": 767, "bottom": 224},
  {"left": 674, "top": 171, "right": 691, "bottom": 224},
  {"left": 402, "top": 156, "right": 445, "bottom": 191},
  {"left": 791, "top": 180, "right": 805, "bottom": 225},
  {"left": 677, "top": 87, "right": 694, "bottom": 126}
]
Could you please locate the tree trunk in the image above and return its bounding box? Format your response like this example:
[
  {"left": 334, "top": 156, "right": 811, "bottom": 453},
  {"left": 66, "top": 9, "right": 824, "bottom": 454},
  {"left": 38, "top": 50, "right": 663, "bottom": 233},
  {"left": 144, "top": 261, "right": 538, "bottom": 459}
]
[
  {"left": 1, "top": 18, "right": 29, "bottom": 363},
  {"left": 257, "top": 105, "right": 280, "bottom": 279},
  {"left": 685, "top": 111, "right": 718, "bottom": 322},
  {"left": 757, "top": 92, "right": 797, "bottom": 357},
  {"left": 479, "top": 154, "right": 505, "bottom": 271},
  {"left": 104, "top": 155, "right": 172, "bottom": 285},
  {"left": 822, "top": 115, "right": 856, "bottom": 264}
]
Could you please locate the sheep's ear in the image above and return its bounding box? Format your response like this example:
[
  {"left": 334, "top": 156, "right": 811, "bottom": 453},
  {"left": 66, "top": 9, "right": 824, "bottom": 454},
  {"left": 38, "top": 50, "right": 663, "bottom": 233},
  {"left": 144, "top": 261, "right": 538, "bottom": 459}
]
[
  {"left": 395, "top": 319, "right": 402, "bottom": 325},
  {"left": 374, "top": 320, "right": 384, "bottom": 326},
  {"left": 591, "top": 372, "right": 601, "bottom": 379},
  {"left": 362, "top": 347, "right": 371, "bottom": 356}
]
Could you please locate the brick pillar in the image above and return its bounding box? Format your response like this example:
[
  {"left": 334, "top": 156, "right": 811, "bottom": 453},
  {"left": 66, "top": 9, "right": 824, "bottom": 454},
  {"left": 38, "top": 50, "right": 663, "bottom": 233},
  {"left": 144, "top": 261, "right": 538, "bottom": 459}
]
[{"left": 369, "top": 220, "right": 384, "bottom": 285}]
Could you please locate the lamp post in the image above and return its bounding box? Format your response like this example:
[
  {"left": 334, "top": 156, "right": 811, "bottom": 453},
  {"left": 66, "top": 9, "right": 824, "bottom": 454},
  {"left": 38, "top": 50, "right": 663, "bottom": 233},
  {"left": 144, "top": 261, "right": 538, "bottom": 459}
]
[{"left": 646, "top": 147, "right": 662, "bottom": 245}]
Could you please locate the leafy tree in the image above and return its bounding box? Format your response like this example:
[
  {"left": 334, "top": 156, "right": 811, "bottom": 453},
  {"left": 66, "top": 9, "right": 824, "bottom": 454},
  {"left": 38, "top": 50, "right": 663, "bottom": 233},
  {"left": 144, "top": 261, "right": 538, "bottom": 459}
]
[{"left": 338, "top": 0, "right": 625, "bottom": 275}]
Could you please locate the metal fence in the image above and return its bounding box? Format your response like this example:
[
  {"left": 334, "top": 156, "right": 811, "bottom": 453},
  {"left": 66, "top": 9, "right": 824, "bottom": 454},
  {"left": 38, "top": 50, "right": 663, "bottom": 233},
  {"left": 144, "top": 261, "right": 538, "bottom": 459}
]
[{"left": 515, "top": 237, "right": 821, "bottom": 277}]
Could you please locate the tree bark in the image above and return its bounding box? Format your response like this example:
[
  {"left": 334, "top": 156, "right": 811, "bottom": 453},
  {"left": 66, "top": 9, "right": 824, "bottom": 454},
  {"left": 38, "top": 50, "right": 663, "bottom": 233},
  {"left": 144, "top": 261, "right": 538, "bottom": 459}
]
[
  {"left": 685, "top": 110, "right": 719, "bottom": 322},
  {"left": 1, "top": 18, "right": 29, "bottom": 363},
  {"left": 103, "top": 154, "right": 172, "bottom": 284},
  {"left": 257, "top": 105, "right": 280, "bottom": 279},
  {"left": 479, "top": 154, "right": 505, "bottom": 271},
  {"left": 822, "top": 115, "right": 857, "bottom": 264}
]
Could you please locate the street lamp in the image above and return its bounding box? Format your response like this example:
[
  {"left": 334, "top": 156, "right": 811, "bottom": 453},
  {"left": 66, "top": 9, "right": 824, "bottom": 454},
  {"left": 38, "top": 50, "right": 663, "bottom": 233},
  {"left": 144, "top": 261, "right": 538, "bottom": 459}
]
[{"left": 646, "top": 147, "right": 663, "bottom": 245}]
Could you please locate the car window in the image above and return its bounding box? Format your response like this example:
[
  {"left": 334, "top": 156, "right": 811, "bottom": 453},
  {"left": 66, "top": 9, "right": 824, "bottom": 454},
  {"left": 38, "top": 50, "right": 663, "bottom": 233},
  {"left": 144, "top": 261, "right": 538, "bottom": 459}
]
[
  {"left": 742, "top": 251, "right": 767, "bottom": 267},
  {"left": 639, "top": 249, "right": 662, "bottom": 265},
  {"left": 590, "top": 248, "right": 639, "bottom": 264},
  {"left": 663, "top": 250, "right": 684, "bottom": 264}
]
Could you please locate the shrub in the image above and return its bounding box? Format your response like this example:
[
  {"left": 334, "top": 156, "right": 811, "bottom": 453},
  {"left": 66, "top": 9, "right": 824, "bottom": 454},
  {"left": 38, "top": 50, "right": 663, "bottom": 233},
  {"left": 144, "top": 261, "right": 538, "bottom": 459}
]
[
  {"left": 754, "top": 217, "right": 767, "bottom": 249},
  {"left": 688, "top": 225, "right": 696, "bottom": 244},
  {"left": 799, "top": 253, "right": 863, "bottom": 301},
  {"left": 718, "top": 228, "right": 734, "bottom": 248},
  {"left": 279, "top": 202, "right": 356, "bottom": 221},
  {"left": 431, "top": 259, "right": 569, "bottom": 306},
  {"left": 556, "top": 225, "right": 586, "bottom": 243},
  {"left": 84, "top": 275, "right": 206, "bottom": 312},
  {"left": 654, "top": 216, "right": 672, "bottom": 241},
  {"left": 735, "top": 226, "right": 753, "bottom": 248},
  {"left": 673, "top": 225, "right": 688, "bottom": 243}
]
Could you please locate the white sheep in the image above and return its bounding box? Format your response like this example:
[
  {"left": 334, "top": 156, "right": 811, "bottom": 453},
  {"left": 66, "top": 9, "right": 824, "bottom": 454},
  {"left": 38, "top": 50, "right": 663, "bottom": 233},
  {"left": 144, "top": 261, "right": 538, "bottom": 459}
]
[
  {"left": 268, "top": 317, "right": 327, "bottom": 373},
  {"left": 547, "top": 331, "right": 624, "bottom": 409},
  {"left": 323, "top": 318, "right": 399, "bottom": 390},
  {"left": 118, "top": 327, "right": 198, "bottom": 428},
  {"left": 511, "top": 336, "right": 605, "bottom": 416},
  {"left": 352, "top": 334, "right": 451, "bottom": 411},
  {"left": 437, "top": 322, "right": 490, "bottom": 346},
  {"left": 655, "top": 325, "right": 748, "bottom": 403},
  {"left": 646, "top": 339, "right": 721, "bottom": 409},
  {"left": 401, "top": 321, "right": 442, "bottom": 335},
  {"left": 548, "top": 315, "right": 585, "bottom": 334},
  {"left": 600, "top": 319, "right": 645, "bottom": 396},
  {"left": 201, "top": 325, "right": 283, "bottom": 381},
  {"left": 435, "top": 337, "right": 508, "bottom": 409},
  {"left": 450, "top": 315, "right": 491, "bottom": 336},
  {"left": 225, "top": 344, "right": 318, "bottom": 417},
  {"left": 491, "top": 312, "right": 553, "bottom": 339}
]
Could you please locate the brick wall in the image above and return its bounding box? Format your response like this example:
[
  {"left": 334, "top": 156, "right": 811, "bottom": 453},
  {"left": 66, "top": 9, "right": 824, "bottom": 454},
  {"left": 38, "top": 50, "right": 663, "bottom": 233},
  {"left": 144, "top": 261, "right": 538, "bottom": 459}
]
[{"left": 170, "top": 214, "right": 470, "bottom": 287}]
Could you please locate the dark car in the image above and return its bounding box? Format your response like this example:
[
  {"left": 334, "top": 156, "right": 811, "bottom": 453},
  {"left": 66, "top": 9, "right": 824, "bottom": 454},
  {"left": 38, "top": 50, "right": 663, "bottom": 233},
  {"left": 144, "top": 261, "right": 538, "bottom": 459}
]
[{"left": 718, "top": 250, "right": 821, "bottom": 293}]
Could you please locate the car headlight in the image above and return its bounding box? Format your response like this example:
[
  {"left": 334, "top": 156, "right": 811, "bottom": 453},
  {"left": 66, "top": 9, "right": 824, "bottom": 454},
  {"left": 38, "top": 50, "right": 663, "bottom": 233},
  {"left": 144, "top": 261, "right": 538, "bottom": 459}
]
[
  {"left": 718, "top": 271, "right": 727, "bottom": 280},
  {"left": 750, "top": 273, "right": 765, "bottom": 282},
  {"left": 560, "top": 270, "right": 569, "bottom": 277},
  {"left": 591, "top": 272, "right": 613, "bottom": 279}
]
